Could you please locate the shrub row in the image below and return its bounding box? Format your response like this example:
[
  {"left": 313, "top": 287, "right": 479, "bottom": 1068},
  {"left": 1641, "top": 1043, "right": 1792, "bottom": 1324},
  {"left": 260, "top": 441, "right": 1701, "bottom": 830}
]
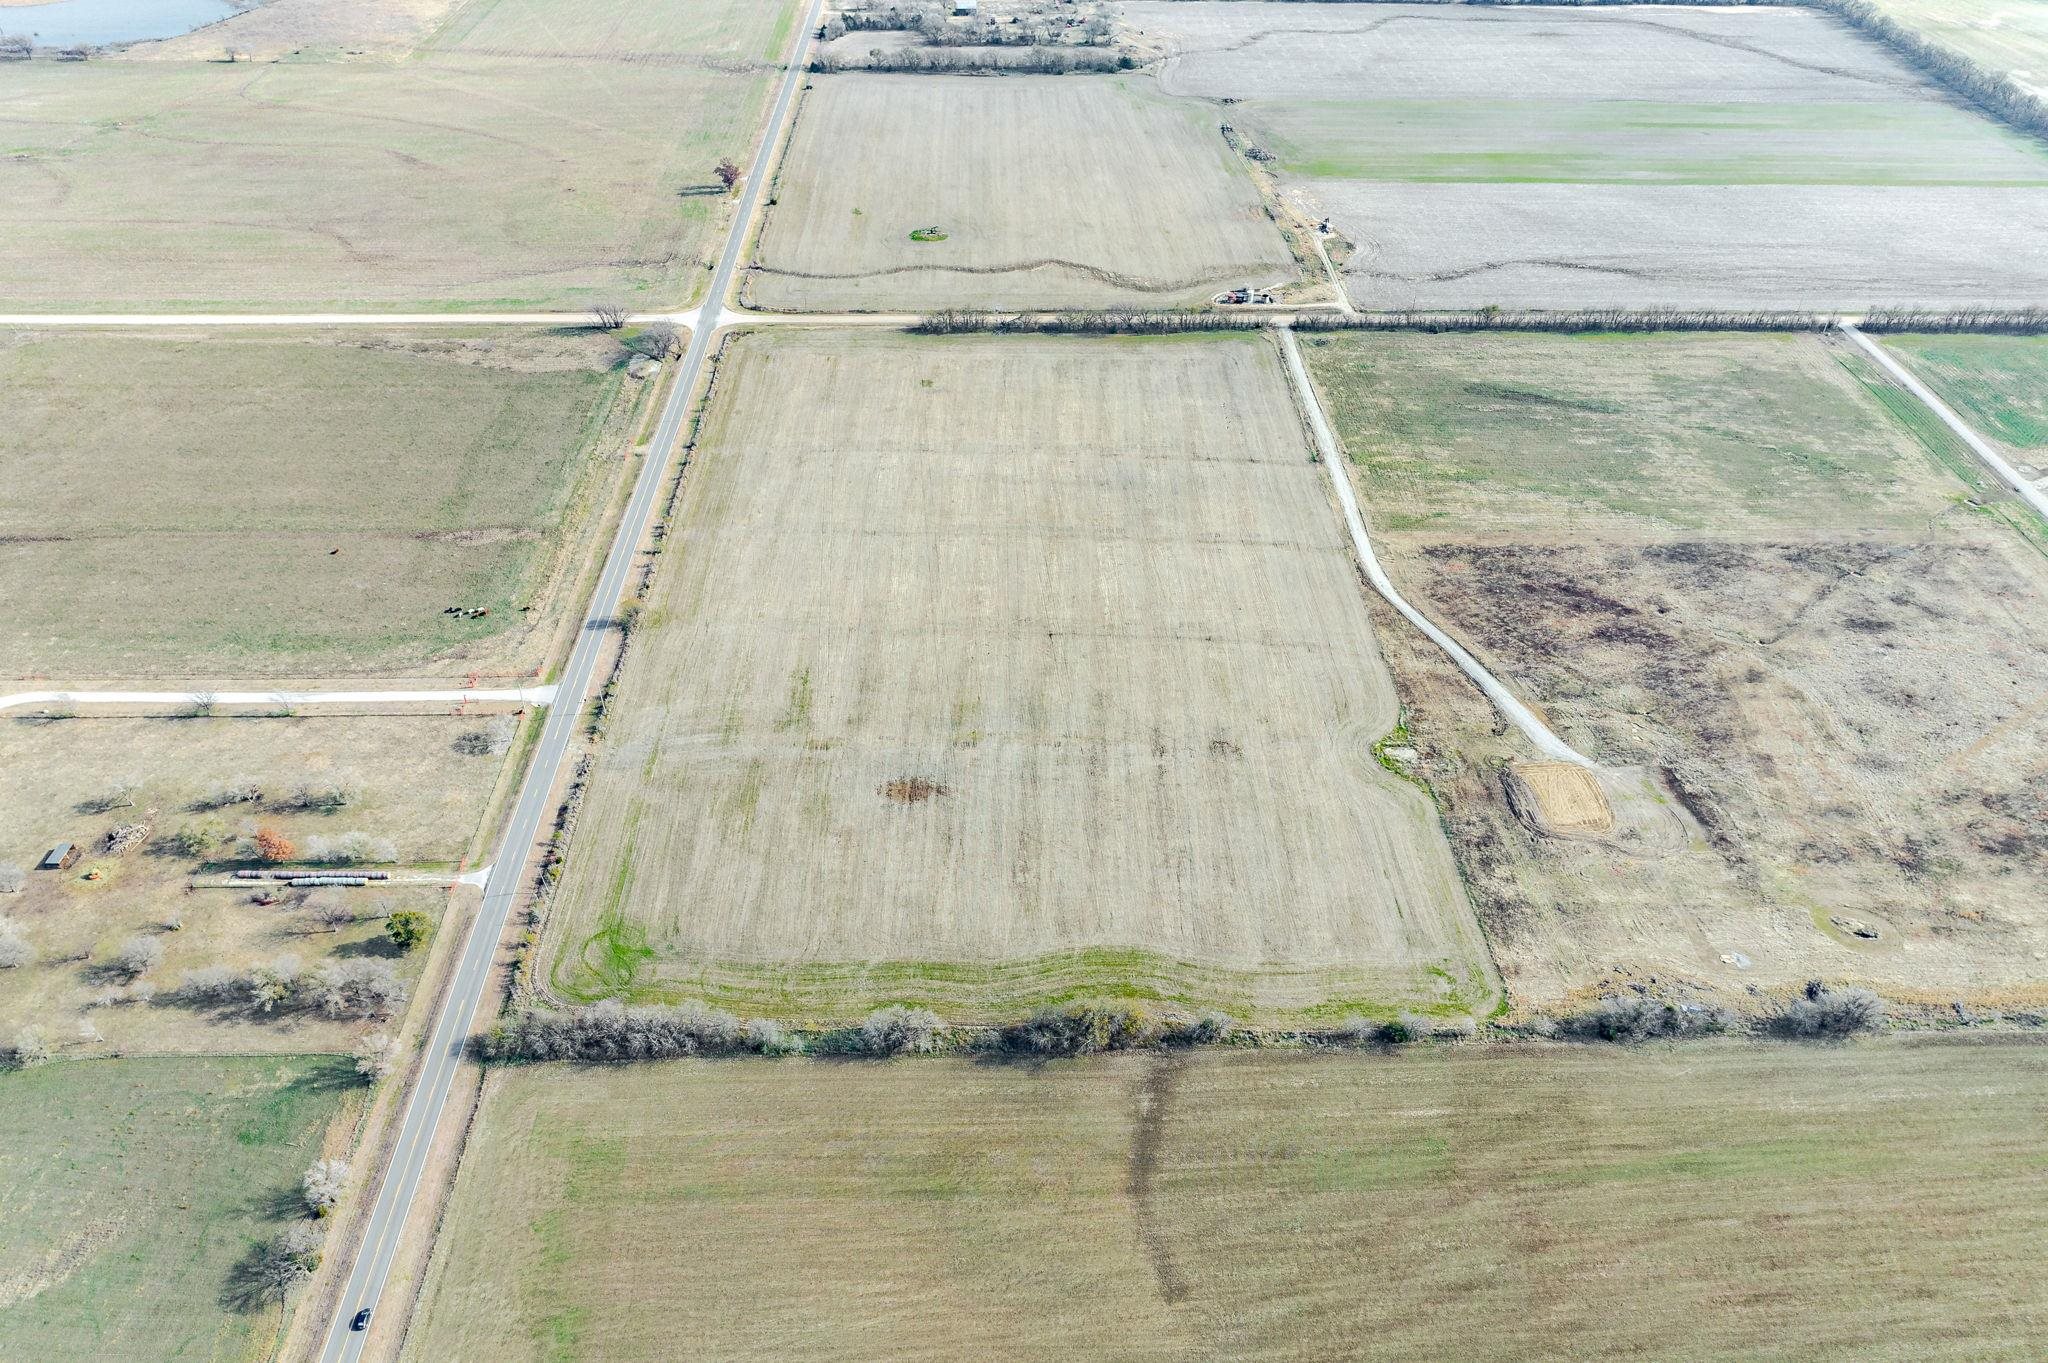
[
  {"left": 914, "top": 308, "right": 1843, "bottom": 336},
  {"left": 1858, "top": 306, "right": 2048, "bottom": 334},
  {"left": 1815, "top": 0, "right": 2048, "bottom": 144}
]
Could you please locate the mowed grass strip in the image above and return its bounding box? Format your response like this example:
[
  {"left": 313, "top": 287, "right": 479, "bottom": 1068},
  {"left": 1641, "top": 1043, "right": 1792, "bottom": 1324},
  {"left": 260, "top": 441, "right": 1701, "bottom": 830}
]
[
  {"left": 0, "top": 0, "right": 797, "bottom": 309},
  {"left": 0, "top": 1055, "right": 356, "bottom": 1363},
  {"left": 544, "top": 330, "right": 1488, "bottom": 1023},
  {"left": 749, "top": 74, "right": 1297, "bottom": 311},
  {"left": 406, "top": 1040, "right": 2048, "bottom": 1363},
  {"left": 0, "top": 330, "right": 635, "bottom": 679}
]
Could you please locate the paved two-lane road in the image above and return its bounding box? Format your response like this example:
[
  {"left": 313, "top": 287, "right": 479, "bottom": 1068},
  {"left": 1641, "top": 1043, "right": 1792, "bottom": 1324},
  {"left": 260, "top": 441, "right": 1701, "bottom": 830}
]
[{"left": 315, "top": 3, "right": 823, "bottom": 1357}]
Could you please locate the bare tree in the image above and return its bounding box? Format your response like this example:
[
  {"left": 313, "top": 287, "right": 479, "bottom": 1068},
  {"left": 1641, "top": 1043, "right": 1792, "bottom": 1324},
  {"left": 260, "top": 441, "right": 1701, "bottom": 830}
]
[
  {"left": 714, "top": 157, "right": 741, "bottom": 190},
  {"left": 252, "top": 1221, "right": 325, "bottom": 1299},
  {"left": 309, "top": 896, "right": 358, "bottom": 934},
  {"left": 9, "top": 1025, "right": 51, "bottom": 1068},
  {"left": 293, "top": 776, "right": 361, "bottom": 812},
  {"left": 633, "top": 321, "right": 683, "bottom": 361},
  {"left": 744, "top": 1018, "right": 802, "bottom": 1056},
  {"left": 111, "top": 935, "right": 165, "bottom": 980},
  {"left": 354, "top": 1031, "right": 402, "bottom": 1079},
  {"left": 589, "top": 301, "right": 629, "bottom": 331},
  {"left": 858, "top": 1005, "right": 944, "bottom": 1056},
  {"left": 302, "top": 1157, "right": 349, "bottom": 1216},
  {"left": 179, "top": 964, "right": 243, "bottom": 1004},
  {"left": 208, "top": 777, "right": 264, "bottom": 808},
  {"left": 0, "top": 917, "right": 34, "bottom": 970},
  {"left": 87, "top": 779, "right": 140, "bottom": 814},
  {"left": 313, "top": 959, "right": 407, "bottom": 1019},
  {"left": 455, "top": 714, "right": 518, "bottom": 757},
  {"left": 1776, "top": 981, "right": 1885, "bottom": 1038},
  {"left": 248, "top": 954, "right": 303, "bottom": 1012}
]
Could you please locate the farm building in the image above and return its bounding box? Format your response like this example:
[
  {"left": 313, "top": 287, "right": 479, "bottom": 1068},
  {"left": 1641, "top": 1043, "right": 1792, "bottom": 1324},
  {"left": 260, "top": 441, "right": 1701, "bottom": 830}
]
[
  {"left": 953, "top": 0, "right": 978, "bottom": 13},
  {"left": 39, "top": 842, "right": 81, "bottom": 870}
]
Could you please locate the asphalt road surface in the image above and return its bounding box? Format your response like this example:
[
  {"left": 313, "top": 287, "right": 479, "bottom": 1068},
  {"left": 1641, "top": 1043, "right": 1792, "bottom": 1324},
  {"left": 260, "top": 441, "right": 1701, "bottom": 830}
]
[{"left": 315, "top": 5, "right": 823, "bottom": 1357}]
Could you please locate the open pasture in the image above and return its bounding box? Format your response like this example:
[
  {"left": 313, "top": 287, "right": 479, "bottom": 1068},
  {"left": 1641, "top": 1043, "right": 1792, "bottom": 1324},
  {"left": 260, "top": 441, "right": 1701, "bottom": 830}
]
[
  {"left": 747, "top": 74, "right": 1298, "bottom": 311},
  {"left": 1882, "top": 333, "right": 2048, "bottom": 487},
  {"left": 0, "top": 711, "right": 512, "bottom": 1054},
  {"left": 0, "top": 328, "right": 641, "bottom": 680},
  {"left": 406, "top": 1040, "right": 2048, "bottom": 1362},
  {"left": 1301, "top": 330, "right": 2048, "bottom": 1009},
  {"left": 0, "top": 1055, "right": 356, "bottom": 1363},
  {"left": 1866, "top": 0, "right": 2048, "bottom": 98},
  {"left": 1130, "top": 2, "right": 2048, "bottom": 308},
  {"left": 0, "top": 0, "right": 799, "bottom": 308},
  {"left": 541, "top": 330, "right": 1489, "bottom": 1024}
]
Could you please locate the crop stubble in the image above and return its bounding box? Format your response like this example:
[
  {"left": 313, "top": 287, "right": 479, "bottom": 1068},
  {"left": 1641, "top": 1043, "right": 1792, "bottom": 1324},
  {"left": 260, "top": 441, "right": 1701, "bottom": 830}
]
[
  {"left": 1131, "top": 2, "right": 2048, "bottom": 309},
  {"left": 748, "top": 74, "right": 1299, "bottom": 311},
  {"left": 543, "top": 330, "right": 1489, "bottom": 1022}
]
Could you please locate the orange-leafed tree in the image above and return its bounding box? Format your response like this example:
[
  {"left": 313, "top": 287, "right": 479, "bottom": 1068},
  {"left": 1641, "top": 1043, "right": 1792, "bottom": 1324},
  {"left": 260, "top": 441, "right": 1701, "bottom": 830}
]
[{"left": 255, "top": 827, "right": 296, "bottom": 863}]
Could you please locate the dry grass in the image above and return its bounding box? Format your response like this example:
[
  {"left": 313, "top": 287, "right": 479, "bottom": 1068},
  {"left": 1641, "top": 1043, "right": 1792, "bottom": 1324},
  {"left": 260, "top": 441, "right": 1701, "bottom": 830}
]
[
  {"left": 405, "top": 1039, "right": 2048, "bottom": 1363},
  {"left": 1129, "top": 2, "right": 2048, "bottom": 309},
  {"left": 0, "top": 0, "right": 799, "bottom": 308},
  {"left": 1302, "top": 330, "right": 2048, "bottom": 1009},
  {"left": 748, "top": 74, "right": 1298, "bottom": 311},
  {"left": 0, "top": 329, "right": 646, "bottom": 680},
  {"left": 541, "top": 329, "right": 1489, "bottom": 1024},
  {"left": 1508, "top": 762, "right": 1612, "bottom": 834},
  {"left": 0, "top": 711, "right": 513, "bottom": 1054}
]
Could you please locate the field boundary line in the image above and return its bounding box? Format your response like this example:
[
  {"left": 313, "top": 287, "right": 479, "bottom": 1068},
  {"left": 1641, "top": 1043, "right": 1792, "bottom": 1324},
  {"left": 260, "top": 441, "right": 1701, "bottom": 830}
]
[
  {"left": 0, "top": 311, "right": 698, "bottom": 328},
  {"left": 1840, "top": 322, "right": 2048, "bottom": 525},
  {"left": 1276, "top": 326, "right": 1596, "bottom": 768},
  {"left": 0, "top": 685, "right": 556, "bottom": 713}
]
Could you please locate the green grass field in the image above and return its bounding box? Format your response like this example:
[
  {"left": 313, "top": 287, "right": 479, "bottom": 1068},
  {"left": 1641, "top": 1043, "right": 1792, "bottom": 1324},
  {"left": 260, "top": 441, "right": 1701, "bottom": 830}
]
[
  {"left": 0, "top": 1055, "right": 356, "bottom": 1363},
  {"left": 1883, "top": 334, "right": 2048, "bottom": 454},
  {"left": 1253, "top": 98, "right": 2048, "bottom": 185},
  {"left": 0, "top": 330, "right": 639, "bottom": 678},
  {"left": 406, "top": 1040, "right": 2048, "bottom": 1362},
  {"left": 0, "top": 0, "right": 798, "bottom": 309},
  {"left": 1298, "top": 330, "right": 1963, "bottom": 533}
]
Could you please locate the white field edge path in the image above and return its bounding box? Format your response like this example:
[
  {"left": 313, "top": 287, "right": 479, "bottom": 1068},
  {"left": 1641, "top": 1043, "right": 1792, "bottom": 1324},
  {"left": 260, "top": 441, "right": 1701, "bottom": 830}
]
[
  {"left": 1277, "top": 325, "right": 1597, "bottom": 768},
  {"left": 0, "top": 685, "right": 556, "bottom": 712},
  {"left": 1840, "top": 322, "right": 2048, "bottom": 525}
]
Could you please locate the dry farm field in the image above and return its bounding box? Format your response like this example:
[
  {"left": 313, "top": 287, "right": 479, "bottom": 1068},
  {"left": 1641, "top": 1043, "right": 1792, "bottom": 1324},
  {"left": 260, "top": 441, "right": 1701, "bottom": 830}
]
[
  {"left": 0, "top": 0, "right": 800, "bottom": 308},
  {"left": 541, "top": 330, "right": 1490, "bottom": 1024},
  {"left": 0, "top": 328, "right": 647, "bottom": 681},
  {"left": 406, "top": 1040, "right": 2048, "bottom": 1363},
  {"left": 0, "top": 710, "right": 515, "bottom": 1054},
  {"left": 747, "top": 74, "right": 1299, "bottom": 311},
  {"left": 1128, "top": 2, "right": 2048, "bottom": 308},
  {"left": 1866, "top": 0, "right": 2048, "bottom": 98},
  {"left": 1299, "top": 329, "right": 2048, "bottom": 1011},
  {"left": 0, "top": 1055, "right": 359, "bottom": 1363}
]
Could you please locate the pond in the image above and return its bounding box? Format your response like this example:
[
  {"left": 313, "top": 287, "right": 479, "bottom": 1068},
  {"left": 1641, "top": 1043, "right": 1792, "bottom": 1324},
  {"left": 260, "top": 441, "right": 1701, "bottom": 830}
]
[{"left": 0, "top": 0, "right": 244, "bottom": 48}]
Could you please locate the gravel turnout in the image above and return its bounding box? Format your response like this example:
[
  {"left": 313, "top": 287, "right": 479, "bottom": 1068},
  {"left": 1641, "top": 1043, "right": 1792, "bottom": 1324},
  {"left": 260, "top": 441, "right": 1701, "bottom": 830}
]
[
  {"left": 541, "top": 330, "right": 1491, "bottom": 1024},
  {"left": 1130, "top": 2, "right": 2048, "bottom": 310},
  {"left": 748, "top": 74, "right": 1298, "bottom": 310}
]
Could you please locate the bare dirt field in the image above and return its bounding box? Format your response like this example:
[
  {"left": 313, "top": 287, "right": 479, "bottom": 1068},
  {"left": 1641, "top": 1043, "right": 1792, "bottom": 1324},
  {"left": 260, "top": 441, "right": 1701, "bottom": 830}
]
[
  {"left": 0, "top": 0, "right": 798, "bottom": 309},
  {"left": 0, "top": 710, "right": 515, "bottom": 1054},
  {"left": 0, "top": 328, "right": 647, "bottom": 681},
  {"left": 1866, "top": 0, "right": 2048, "bottom": 98},
  {"left": 119, "top": 0, "right": 467, "bottom": 62},
  {"left": 747, "top": 74, "right": 1299, "bottom": 311},
  {"left": 540, "top": 330, "right": 1490, "bottom": 1025},
  {"left": 405, "top": 1039, "right": 2048, "bottom": 1363},
  {"left": 1301, "top": 330, "right": 2048, "bottom": 1012},
  {"left": 1127, "top": 2, "right": 2048, "bottom": 308}
]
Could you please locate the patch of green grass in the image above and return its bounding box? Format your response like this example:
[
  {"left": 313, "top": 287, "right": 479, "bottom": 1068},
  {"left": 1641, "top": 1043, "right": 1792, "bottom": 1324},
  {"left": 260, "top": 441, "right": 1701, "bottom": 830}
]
[
  {"left": 1884, "top": 334, "right": 2048, "bottom": 451},
  {"left": 0, "top": 1056, "right": 355, "bottom": 1363},
  {"left": 1303, "top": 332, "right": 1963, "bottom": 534},
  {"left": 1252, "top": 98, "right": 2048, "bottom": 185}
]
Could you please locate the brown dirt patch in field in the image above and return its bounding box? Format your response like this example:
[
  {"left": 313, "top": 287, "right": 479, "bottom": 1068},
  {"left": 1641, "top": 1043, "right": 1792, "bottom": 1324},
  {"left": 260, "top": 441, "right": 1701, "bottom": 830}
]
[
  {"left": 880, "top": 777, "right": 949, "bottom": 805},
  {"left": 1507, "top": 762, "right": 1612, "bottom": 834}
]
